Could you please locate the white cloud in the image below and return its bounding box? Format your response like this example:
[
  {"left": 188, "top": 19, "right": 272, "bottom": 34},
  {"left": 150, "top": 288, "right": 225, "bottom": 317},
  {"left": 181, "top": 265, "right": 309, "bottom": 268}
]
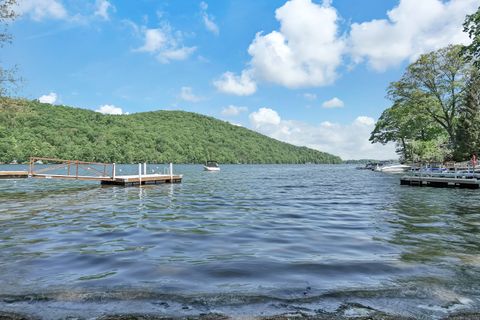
[
  {"left": 227, "top": 121, "right": 243, "bottom": 127},
  {"left": 159, "top": 47, "right": 197, "bottom": 63},
  {"left": 354, "top": 116, "right": 375, "bottom": 126},
  {"left": 349, "top": 0, "right": 478, "bottom": 71},
  {"left": 135, "top": 24, "right": 196, "bottom": 63},
  {"left": 16, "top": 0, "right": 68, "bottom": 21},
  {"left": 179, "top": 86, "right": 202, "bottom": 102},
  {"left": 221, "top": 105, "right": 248, "bottom": 116},
  {"left": 213, "top": 70, "right": 257, "bottom": 96},
  {"left": 303, "top": 93, "right": 317, "bottom": 101},
  {"left": 95, "top": 104, "right": 125, "bottom": 115},
  {"left": 215, "top": 0, "right": 477, "bottom": 93},
  {"left": 249, "top": 107, "right": 282, "bottom": 128},
  {"left": 249, "top": 108, "right": 396, "bottom": 160},
  {"left": 247, "top": 0, "right": 345, "bottom": 88},
  {"left": 38, "top": 92, "right": 58, "bottom": 104},
  {"left": 200, "top": 2, "right": 219, "bottom": 35},
  {"left": 94, "top": 0, "right": 115, "bottom": 20},
  {"left": 322, "top": 97, "right": 344, "bottom": 108},
  {"left": 136, "top": 28, "right": 166, "bottom": 53}
]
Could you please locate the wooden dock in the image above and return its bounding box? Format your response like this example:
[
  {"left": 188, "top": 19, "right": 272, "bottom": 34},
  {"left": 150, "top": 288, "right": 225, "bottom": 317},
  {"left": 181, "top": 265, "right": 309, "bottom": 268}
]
[
  {"left": 0, "top": 171, "right": 29, "bottom": 179},
  {"left": 400, "top": 175, "right": 480, "bottom": 189},
  {"left": 0, "top": 157, "right": 182, "bottom": 187}
]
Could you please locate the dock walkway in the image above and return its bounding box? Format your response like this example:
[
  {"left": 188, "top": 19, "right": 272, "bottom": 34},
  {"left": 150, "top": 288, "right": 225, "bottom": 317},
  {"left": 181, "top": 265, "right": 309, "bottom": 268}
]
[
  {"left": 400, "top": 174, "right": 480, "bottom": 189},
  {"left": 0, "top": 157, "right": 182, "bottom": 187}
]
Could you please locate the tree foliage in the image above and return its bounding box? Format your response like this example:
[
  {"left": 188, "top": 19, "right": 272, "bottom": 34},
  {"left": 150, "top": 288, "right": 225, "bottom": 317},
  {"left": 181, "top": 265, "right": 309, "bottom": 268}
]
[
  {"left": 0, "top": 0, "right": 18, "bottom": 97},
  {"left": 370, "top": 101, "right": 443, "bottom": 161},
  {"left": 371, "top": 45, "right": 477, "bottom": 162},
  {"left": 463, "top": 5, "right": 480, "bottom": 68},
  {"left": 0, "top": 98, "right": 342, "bottom": 164},
  {"left": 387, "top": 45, "right": 470, "bottom": 146},
  {"left": 455, "top": 70, "right": 480, "bottom": 160}
]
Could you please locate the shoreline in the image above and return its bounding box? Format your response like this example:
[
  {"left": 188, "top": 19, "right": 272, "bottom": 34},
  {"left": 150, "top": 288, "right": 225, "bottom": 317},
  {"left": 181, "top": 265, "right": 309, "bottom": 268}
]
[{"left": 2, "top": 310, "right": 480, "bottom": 320}]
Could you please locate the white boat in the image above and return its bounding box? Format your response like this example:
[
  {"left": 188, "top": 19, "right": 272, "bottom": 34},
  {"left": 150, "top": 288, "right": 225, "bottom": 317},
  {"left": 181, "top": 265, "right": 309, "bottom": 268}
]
[
  {"left": 203, "top": 161, "right": 220, "bottom": 171},
  {"left": 375, "top": 164, "right": 411, "bottom": 173}
]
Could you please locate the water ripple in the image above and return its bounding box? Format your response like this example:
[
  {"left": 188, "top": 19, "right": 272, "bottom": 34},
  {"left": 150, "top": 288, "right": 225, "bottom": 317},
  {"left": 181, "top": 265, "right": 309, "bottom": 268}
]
[{"left": 1, "top": 164, "right": 480, "bottom": 318}]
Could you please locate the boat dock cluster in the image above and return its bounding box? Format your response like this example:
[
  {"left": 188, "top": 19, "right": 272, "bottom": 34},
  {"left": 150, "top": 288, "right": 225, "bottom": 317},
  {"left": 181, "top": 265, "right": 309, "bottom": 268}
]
[
  {"left": 0, "top": 157, "right": 182, "bottom": 187},
  {"left": 358, "top": 160, "right": 480, "bottom": 189},
  {"left": 400, "top": 162, "right": 480, "bottom": 189}
]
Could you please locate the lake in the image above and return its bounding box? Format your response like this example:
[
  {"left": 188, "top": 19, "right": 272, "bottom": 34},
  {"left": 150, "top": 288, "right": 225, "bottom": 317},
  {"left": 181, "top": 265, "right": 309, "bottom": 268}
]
[{"left": 0, "top": 164, "right": 479, "bottom": 319}]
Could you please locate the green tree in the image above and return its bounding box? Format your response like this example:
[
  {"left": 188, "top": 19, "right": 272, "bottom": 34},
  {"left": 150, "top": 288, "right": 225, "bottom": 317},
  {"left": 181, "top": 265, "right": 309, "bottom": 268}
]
[
  {"left": 455, "top": 70, "right": 480, "bottom": 160},
  {"left": 0, "top": 0, "right": 18, "bottom": 97},
  {"left": 388, "top": 45, "right": 472, "bottom": 148},
  {"left": 463, "top": 5, "right": 480, "bottom": 68},
  {"left": 370, "top": 100, "right": 443, "bottom": 161}
]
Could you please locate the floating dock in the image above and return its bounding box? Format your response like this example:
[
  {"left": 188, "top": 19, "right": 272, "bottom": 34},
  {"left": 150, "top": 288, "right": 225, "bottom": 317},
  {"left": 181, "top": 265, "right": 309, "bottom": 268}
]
[
  {"left": 0, "top": 157, "right": 182, "bottom": 187},
  {"left": 0, "top": 171, "right": 29, "bottom": 179},
  {"left": 400, "top": 175, "right": 480, "bottom": 189}
]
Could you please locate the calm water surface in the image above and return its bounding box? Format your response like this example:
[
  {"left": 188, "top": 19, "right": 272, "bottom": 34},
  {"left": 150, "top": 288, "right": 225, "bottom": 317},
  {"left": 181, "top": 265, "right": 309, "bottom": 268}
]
[{"left": 0, "top": 164, "right": 479, "bottom": 318}]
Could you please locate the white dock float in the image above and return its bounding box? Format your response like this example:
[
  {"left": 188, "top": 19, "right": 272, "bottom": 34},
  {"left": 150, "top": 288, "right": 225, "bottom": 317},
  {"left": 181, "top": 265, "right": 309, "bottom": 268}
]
[{"left": 400, "top": 175, "right": 480, "bottom": 189}]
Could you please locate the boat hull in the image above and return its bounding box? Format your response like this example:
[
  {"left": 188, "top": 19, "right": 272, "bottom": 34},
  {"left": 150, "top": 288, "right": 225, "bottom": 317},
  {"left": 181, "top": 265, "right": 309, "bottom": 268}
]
[
  {"left": 203, "top": 166, "right": 220, "bottom": 171},
  {"left": 378, "top": 165, "right": 411, "bottom": 173}
]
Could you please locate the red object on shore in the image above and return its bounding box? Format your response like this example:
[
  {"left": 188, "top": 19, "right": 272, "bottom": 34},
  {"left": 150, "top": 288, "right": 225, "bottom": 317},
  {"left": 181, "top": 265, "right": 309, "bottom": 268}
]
[{"left": 472, "top": 154, "right": 477, "bottom": 167}]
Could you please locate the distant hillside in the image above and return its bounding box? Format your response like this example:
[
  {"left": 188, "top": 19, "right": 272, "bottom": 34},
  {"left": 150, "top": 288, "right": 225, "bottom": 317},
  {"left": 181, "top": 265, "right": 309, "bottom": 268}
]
[{"left": 0, "top": 98, "right": 342, "bottom": 164}]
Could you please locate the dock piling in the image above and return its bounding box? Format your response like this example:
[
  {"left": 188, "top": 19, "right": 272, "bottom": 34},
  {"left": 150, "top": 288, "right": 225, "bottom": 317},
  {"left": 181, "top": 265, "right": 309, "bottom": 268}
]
[{"left": 138, "top": 163, "right": 142, "bottom": 185}]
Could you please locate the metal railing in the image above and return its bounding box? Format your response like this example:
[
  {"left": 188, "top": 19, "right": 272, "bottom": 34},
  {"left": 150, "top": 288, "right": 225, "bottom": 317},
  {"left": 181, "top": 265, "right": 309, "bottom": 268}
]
[{"left": 29, "top": 157, "right": 114, "bottom": 179}]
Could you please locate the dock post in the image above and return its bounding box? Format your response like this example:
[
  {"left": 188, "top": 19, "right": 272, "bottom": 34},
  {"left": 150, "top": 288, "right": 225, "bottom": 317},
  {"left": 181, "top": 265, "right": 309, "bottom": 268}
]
[
  {"left": 144, "top": 162, "right": 147, "bottom": 175},
  {"left": 138, "top": 163, "right": 142, "bottom": 185},
  {"left": 112, "top": 163, "right": 116, "bottom": 179},
  {"left": 170, "top": 163, "right": 173, "bottom": 183},
  {"left": 29, "top": 158, "right": 33, "bottom": 176}
]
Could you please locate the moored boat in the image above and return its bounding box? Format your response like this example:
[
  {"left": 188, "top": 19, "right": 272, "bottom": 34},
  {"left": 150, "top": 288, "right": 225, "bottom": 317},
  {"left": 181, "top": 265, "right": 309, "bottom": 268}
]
[
  {"left": 375, "top": 163, "right": 411, "bottom": 173},
  {"left": 203, "top": 161, "right": 220, "bottom": 171}
]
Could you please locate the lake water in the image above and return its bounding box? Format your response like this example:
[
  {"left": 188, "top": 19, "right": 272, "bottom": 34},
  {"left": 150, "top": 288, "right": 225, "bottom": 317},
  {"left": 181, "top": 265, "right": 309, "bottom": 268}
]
[{"left": 0, "top": 164, "right": 479, "bottom": 319}]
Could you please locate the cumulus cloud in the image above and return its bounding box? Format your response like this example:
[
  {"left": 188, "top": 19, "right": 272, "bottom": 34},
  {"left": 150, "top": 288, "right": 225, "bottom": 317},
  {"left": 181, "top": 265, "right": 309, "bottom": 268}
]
[
  {"left": 221, "top": 105, "right": 248, "bottom": 116},
  {"left": 200, "top": 2, "right": 219, "bottom": 35},
  {"left": 249, "top": 107, "right": 282, "bottom": 128},
  {"left": 38, "top": 92, "right": 58, "bottom": 104},
  {"left": 247, "top": 0, "right": 345, "bottom": 88},
  {"left": 215, "top": 0, "right": 476, "bottom": 93},
  {"left": 213, "top": 70, "right": 257, "bottom": 96},
  {"left": 94, "top": 0, "right": 115, "bottom": 20},
  {"left": 322, "top": 97, "right": 344, "bottom": 108},
  {"left": 15, "top": 0, "right": 68, "bottom": 21},
  {"left": 95, "top": 104, "right": 125, "bottom": 115},
  {"left": 349, "top": 0, "right": 478, "bottom": 71},
  {"left": 135, "top": 23, "right": 196, "bottom": 63},
  {"left": 249, "top": 107, "right": 396, "bottom": 160},
  {"left": 179, "top": 86, "right": 202, "bottom": 102}
]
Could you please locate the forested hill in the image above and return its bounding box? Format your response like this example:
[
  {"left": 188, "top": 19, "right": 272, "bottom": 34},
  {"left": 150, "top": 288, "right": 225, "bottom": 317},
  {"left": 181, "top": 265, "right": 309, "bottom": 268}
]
[{"left": 0, "top": 98, "right": 342, "bottom": 164}]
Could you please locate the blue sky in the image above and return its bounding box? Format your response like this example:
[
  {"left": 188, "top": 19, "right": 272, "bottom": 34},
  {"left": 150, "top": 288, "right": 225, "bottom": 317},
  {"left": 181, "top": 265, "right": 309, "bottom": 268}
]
[{"left": 4, "top": 0, "right": 478, "bottom": 159}]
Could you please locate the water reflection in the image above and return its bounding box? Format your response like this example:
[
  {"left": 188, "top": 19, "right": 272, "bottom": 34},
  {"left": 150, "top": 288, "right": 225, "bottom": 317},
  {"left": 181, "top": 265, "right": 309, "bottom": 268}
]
[{"left": 388, "top": 188, "right": 480, "bottom": 264}]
